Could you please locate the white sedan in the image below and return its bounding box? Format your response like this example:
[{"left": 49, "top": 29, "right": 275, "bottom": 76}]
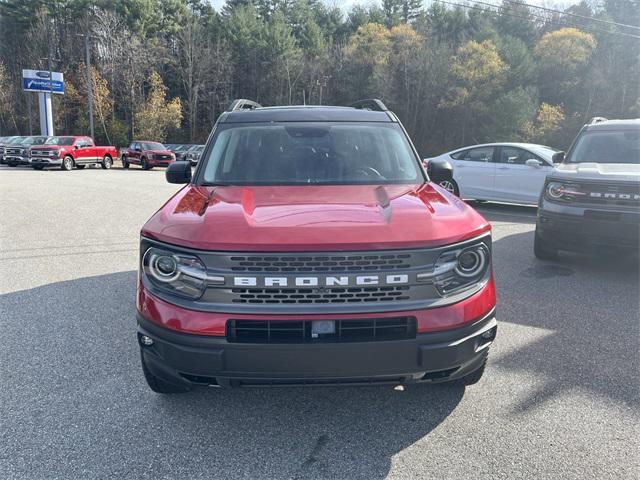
[{"left": 426, "top": 143, "right": 560, "bottom": 205}]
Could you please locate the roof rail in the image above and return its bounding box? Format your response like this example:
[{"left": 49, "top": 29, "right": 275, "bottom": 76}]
[
  {"left": 349, "top": 99, "right": 388, "bottom": 112},
  {"left": 227, "top": 99, "right": 262, "bottom": 112},
  {"left": 589, "top": 116, "right": 608, "bottom": 124}
]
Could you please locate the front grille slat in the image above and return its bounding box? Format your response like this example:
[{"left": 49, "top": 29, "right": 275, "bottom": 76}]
[
  {"left": 228, "top": 253, "right": 413, "bottom": 272},
  {"left": 227, "top": 317, "right": 417, "bottom": 344},
  {"left": 229, "top": 286, "right": 411, "bottom": 304}
]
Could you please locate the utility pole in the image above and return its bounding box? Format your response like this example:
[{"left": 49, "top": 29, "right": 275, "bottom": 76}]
[
  {"left": 316, "top": 76, "right": 329, "bottom": 105},
  {"left": 84, "top": 34, "right": 94, "bottom": 140},
  {"left": 76, "top": 33, "right": 95, "bottom": 140}
]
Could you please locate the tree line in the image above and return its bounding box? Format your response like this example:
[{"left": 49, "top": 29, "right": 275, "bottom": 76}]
[{"left": 0, "top": 0, "right": 638, "bottom": 155}]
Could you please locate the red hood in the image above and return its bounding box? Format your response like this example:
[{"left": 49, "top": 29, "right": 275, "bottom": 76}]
[
  {"left": 141, "top": 184, "right": 491, "bottom": 251},
  {"left": 33, "top": 145, "right": 64, "bottom": 150}
]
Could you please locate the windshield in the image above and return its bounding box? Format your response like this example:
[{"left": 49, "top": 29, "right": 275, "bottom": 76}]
[
  {"left": 141, "top": 142, "right": 165, "bottom": 150},
  {"left": 567, "top": 128, "right": 640, "bottom": 164},
  {"left": 200, "top": 122, "right": 422, "bottom": 186},
  {"left": 45, "top": 137, "right": 75, "bottom": 146},
  {"left": 20, "top": 136, "right": 47, "bottom": 145},
  {"left": 529, "top": 145, "right": 560, "bottom": 159},
  {"left": 8, "top": 136, "right": 26, "bottom": 144}
]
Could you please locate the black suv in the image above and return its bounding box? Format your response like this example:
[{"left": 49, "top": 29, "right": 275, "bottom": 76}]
[{"left": 535, "top": 118, "right": 640, "bottom": 259}]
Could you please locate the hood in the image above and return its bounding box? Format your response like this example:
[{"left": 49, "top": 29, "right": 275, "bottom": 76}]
[
  {"left": 141, "top": 184, "right": 490, "bottom": 252},
  {"left": 554, "top": 162, "right": 640, "bottom": 182},
  {"left": 32, "top": 145, "right": 65, "bottom": 150}
]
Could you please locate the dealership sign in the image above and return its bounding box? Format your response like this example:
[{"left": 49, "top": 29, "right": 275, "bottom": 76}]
[{"left": 22, "top": 69, "right": 64, "bottom": 94}]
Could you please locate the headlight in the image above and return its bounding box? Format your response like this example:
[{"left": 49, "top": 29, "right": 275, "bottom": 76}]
[
  {"left": 545, "top": 181, "right": 585, "bottom": 202},
  {"left": 420, "top": 241, "right": 491, "bottom": 296},
  {"left": 142, "top": 247, "right": 208, "bottom": 299}
]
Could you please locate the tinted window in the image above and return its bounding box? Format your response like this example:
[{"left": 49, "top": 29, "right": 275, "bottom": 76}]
[
  {"left": 141, "top": 142, "right": 165, "bottom": 150},
  {"left": 568, "top": 129, "right": 640, "bottom": 164},
  {"left": 452, "top": 146, "right": 495, "bottom": 162},
  {"left": 201, "top": 122, "right": 422, "bottom": 185},
  {"left": 498, "top": 147, "right": 541, "bottom": 165}
]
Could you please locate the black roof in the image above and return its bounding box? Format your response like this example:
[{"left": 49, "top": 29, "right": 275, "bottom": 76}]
[{"left": 220, "top": 106, "right": 396, "bottom": 123}]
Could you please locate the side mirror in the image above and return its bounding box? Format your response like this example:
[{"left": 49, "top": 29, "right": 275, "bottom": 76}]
[
  {"left": 525, "top": 159, "right": 542, "bottom": 168},
  {"left": 552, "top": 151, "right": 565, "bottom": 164},
  {"left": 166, "top": 161, "right": 192, "bottom": 184},
  {"left": 427, "top": 159, "right": 453, "bottom": 183}
]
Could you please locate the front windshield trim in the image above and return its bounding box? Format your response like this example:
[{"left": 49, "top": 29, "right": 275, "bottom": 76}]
[{"left": 194, "top": 121, "right": 426, "bottom": 187}]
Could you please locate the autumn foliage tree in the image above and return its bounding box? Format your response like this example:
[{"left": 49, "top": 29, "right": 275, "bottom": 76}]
[{"left": 134, "top": 71, "right": 182, "bottom": 142}]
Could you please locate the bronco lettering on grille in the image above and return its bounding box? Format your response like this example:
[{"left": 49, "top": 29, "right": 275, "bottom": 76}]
[{"left": 233, "top": 274, "right": 410, "bottom": 287}]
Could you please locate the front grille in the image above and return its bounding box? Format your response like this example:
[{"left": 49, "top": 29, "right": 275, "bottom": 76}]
[
  {"left": 5, "top": 148, "right": 24, "bottom": 155},
  {"left": 228, "top": 253, "right": 413, "bottom": 273},
  {"left": 230, "top": 286, "right": 411, "bottom": 304},
  {"left": 154, "top": 154, "right": 170, "bottom": 160},
  {"left": 577, "top": 182, "right": 640, "bottom": 207},
  {"left": 227, "top": 317, "right": 417, "bottom": 343}
]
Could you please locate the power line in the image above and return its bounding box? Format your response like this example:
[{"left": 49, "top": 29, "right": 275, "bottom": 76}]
[
  {"left": 431, "top": 0, "right": 640, "bottom": 40},
  {"left": 503, "top": 0, "right": 640, "bottom": 32}
]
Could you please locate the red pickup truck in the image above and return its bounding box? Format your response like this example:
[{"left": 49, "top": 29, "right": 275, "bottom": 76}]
[
  {"left": 120, "top": 141, "right": 176, "bottom": 170},
  {"left": 30, "top": 136, "right": 118, "bottom": 171}
]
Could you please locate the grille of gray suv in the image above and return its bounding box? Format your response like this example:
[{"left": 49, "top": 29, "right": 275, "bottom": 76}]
[
  {"left": 228, "top": 253, "right": 413, "bottom": 273},
  {"left": 578, "top": 182, "right": 640, "bottom": 207}
]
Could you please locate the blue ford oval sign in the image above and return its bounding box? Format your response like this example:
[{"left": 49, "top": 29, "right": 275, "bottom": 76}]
[{"left": 22, "top": 69, "right": 64, "bottom": 94}]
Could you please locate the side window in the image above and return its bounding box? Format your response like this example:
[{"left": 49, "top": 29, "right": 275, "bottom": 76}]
[
  {"left": 85, "top": 138, "right": 94, "bottom": 147},
  {"left": 75, "top": 139, "right": 86, "bottom": 148},
  {"left": 453, "top": 146, "right": 495, "bottom": 162},
  {"left": 129, "top": 142, "right": 136, "bottom": 149},
  {"left": 499, "top": 147, "right": 540, "bottom": 165}
]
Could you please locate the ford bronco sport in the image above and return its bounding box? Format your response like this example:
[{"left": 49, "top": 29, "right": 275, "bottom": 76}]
[
  {"left": 535, "top": 118, "right": 640, "bottom": 259},
  {"left": 137, "top": 99, "right": 497, "bottom": 393}
]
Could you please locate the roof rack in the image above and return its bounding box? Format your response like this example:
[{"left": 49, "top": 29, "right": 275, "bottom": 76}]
[
  {"left": 227, "top": 99, "right": 262, "bottom": 112},
  {"left": 349, "top": 99, "right": 388, "bottom": 112},
  {"left": 589, "top": 116, "right": 608, "bottom": 124}
]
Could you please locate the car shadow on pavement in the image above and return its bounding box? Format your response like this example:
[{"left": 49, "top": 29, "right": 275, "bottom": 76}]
[
  {"left": 1, "top": 271, "right": 464, "bottom": 479},
  {"left": 492, "top": 230, "right": 639, "bottom": 413}
]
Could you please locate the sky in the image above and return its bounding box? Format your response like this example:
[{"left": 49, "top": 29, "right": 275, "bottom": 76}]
[{"left": 207, "top": 0, "right": 584, "bottom": 13}]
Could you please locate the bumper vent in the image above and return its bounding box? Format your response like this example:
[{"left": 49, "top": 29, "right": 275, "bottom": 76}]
[
  {"left": 228, "top": 253, "right": 412, "bottom": 273},
  {"left": 227, "top": 317, "right": 417, "bottom": 343},
  {"left": 230, "top": 286, "right": 411, "bottom": 304}
]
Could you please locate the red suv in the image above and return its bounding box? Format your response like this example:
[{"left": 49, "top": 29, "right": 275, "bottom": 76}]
[{"left": 137, "top": 99, "right": 497, "bottom": 393}]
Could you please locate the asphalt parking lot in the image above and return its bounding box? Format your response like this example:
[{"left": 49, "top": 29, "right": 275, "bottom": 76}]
[{"left": 1, "top": 165, "right": 638, "bottom": 479}]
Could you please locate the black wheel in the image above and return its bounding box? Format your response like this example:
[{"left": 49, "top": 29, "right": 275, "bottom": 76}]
[
  {"left": 61, "top": 155, "right": 74, "bottom": 171},
  {"left": 439, "top": 179, "right": 459, "bottom": 196},
  {"left": 140, "top": 351, "right": 190, "bottom": 394},
  {"left": 141, "top": 157, "right": 151, "bottom": 170},
  {"left": 460, "top": 360, "right": 486, "bottom": 386},
  {"left": 101, "top": 155, "right": 113, "bottom": 169},
  {"left": 33, "top": 165, "right": 44, "bottom": 170},
  {"left": 122, "top": 156, "right": 129, "bottom": 169},
  {"left": 534, "top": 229, "right": 559, "bottom": 260},
  {"left": 76, "top": 165, "right": 86, "bottom": 169}
]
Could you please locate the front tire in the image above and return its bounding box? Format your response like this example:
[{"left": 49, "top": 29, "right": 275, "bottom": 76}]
[
  {"left": 122, "top": 156, "right": 129, "bottom": 169},
  {"left": 140, "top": 351, "right": 190, "bottom": 394},
  {"left": 141, "top": 157, "right": 152, "bottom": 170},
  {"left": 101, "top": 155, "right": 113, "bottom": 169},
  {"left": 61, "top": 155, "right": 74, "bottom": 171},
  {"left": 439, "top": 179, "right": 460, "bottom": 197},
  {"left": 534, "top": 229, "right": 559, "bottom": 260}
]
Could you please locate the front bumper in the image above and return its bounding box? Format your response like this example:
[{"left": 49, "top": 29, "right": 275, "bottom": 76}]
[
  {"left": 30, "top": 156, "right": 62, "bottom": 167},
  {"left": 137, "top": 309, "right": 497, "bottom": 389},
  {"left": 5, "top": 155, "right": 29, "bottom": 166},
  {"left": 537, "top": 198, "right": 640, "bottom": 251}
]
